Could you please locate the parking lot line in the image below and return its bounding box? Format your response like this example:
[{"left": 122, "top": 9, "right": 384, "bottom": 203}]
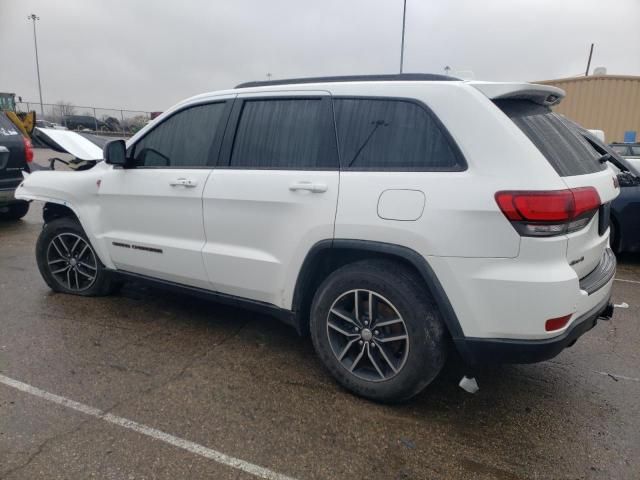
[
  {"left": 615, "top": 278, "right": 640, "bottom": 284},
  {"left": 0, "top": 374, "right": 298, "bottom": 480}
]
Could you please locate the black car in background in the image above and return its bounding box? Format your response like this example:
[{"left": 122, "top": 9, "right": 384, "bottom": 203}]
[
  {"left": 0, "top": 114, "right": 31, "bottom": 220},
  {"left": 611, "top": 142, "right": 640, "bottom": 158},
  {"left": 584, "top": 136, "right": 640, "bottom": 253}
]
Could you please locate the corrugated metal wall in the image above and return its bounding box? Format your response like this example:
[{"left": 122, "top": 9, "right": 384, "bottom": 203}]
[{"left": 536, "top": 75, "right": 640, "bottom": 143}]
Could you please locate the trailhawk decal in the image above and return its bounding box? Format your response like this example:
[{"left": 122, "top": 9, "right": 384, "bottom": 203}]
[{"left": 112, "top": 242, "right": 163, "bottom": 254}]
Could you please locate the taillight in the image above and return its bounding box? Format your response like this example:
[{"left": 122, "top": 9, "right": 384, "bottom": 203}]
[
  {"left": 22, "top": 136, "right": 34, "bottom": 163},
  {"left": 495, "top": 187, "right": 600, "bottom": 237}
]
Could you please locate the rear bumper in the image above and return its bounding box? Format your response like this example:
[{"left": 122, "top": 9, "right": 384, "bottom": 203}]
[
  {"left": 456, "top": 294, "right": 613, "bottom": 365},
  {"left": 0, "top": 187, "right": 19, "bottom": 206}
]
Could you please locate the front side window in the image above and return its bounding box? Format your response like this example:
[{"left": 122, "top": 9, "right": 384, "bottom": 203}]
[
  {"left": 229, "top": 98, "right": 337, "bottom": 169},
  {"left": 133, "top": 102, "right": 227, "bottom": 168},
  {"left": 333, "top": 98, "right": 462, "bottom": 170}
]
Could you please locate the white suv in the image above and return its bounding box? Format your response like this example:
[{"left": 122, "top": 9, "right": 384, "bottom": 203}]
[{"left": 17, "top": 74, "right": 618, "bottom": 402}]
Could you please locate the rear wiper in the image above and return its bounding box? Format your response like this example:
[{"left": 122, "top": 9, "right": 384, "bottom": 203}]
[{"left": 597, "top": 153, "right": 613, "bottom": 164}]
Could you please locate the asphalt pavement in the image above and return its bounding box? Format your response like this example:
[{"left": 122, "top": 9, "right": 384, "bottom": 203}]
[{"left": 1, "top": 164, "right": 639, "bottom": 479}]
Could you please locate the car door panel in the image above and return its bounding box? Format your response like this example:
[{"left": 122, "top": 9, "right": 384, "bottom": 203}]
[
  {"left": 97, "top": 98, "right": 233, "bottom": 288},
  {"left": 201, "top": 92, "right": 339, "bottom": 308},
  {"left": 98, "top": 168, "right": 212, "bottom": 288}
]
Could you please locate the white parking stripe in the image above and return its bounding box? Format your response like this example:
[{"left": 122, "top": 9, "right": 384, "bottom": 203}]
[
  {"left": 615, "top": 278, "right": 640, "bottom": 284},
  {"left": 0, "top": 374, "right": 297, "bottom": 480}
]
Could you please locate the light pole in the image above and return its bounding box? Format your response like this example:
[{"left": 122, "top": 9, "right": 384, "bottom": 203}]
[
  {"left": 399, "top": 0, "right": 407, "bottom": 73},
  {"left": 27, "top": 14, "right": 44, "bottom": 117}
]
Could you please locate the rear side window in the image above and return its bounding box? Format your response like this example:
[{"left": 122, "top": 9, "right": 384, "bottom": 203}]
[
  {"left": 230, "top": 98, "right": 337, "bottom": 169},
  {"left": 631, "top": 146, "right": 640, "bottom": 156},
  {"left": 333, "top": 98, "right": 462, "bottom": 171},
  {"left": 133, "top": 102, "right": 227, "bottom": 168},
  {"left": 495, "top": 99, "right": 605, "bottom": 176}
]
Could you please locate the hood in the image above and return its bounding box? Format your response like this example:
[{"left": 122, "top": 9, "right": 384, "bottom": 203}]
[{"left": 32, "top": 128, "right": 103, "bottom": 161}]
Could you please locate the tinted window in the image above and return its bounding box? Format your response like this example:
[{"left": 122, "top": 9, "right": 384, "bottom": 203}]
[
  {"left": 133, "top": 102, "right": 227, "bottom": 168},
  {"left": 495, "top": 99, "right": 605, "bottom": 176},
  {"left": 630, "top": 146, "right": 640, "bottom": 156},
  {"left": 230, "top": 98, "right": 337, "bottom": 169},
  {"left": 333, "top": 98, "right": 461, "bottom": 170}
]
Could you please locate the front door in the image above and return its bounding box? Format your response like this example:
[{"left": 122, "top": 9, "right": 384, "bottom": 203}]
[
  {"left": 201, "top": 92, "right": 340, "bottom": 307},
  {"left": 97, "top": 98, "right": 233, "bottom": 288}
]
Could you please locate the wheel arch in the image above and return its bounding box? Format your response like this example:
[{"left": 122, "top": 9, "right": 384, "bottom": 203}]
[
  {"left": 43, "top": 202, "right": 81, "bottom": 224},
  {"left": 292, "top": 239, "right": 465, "bottom": 340}
]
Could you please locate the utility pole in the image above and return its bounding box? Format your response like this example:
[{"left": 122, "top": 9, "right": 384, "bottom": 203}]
[
  {"left": 266, "top": 73, "right": 272, "bottom": 81},
  {"left": 585, "top": 43, "right": 594, "bottom": 76},
  {"left": 399, "top": 0, "right": 407, "bottom": 73},
  {"left": 28, "top": 14, "right": 44, "bottom": 117}
]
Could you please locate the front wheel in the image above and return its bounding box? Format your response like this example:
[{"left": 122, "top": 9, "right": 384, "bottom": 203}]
[
  {"left": 36, "top": 217, "right": 119, "bottom": 296},
  {"left": 310, "top": 259, "right": 447, "bottom": 403}
]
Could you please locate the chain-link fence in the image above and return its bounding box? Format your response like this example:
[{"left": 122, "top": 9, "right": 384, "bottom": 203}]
[{"left": 16, "top": 101, "right": 157, "bottom": 137}]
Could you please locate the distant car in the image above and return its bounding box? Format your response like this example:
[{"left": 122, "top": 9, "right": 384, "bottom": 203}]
[
  {"left": 585, "top": 138, "right": 640, "bottom": 253},
  {"left": 610, "top": 142, "right": 640, "bottom": 158},
  {"left": 63, "top": 115, "right": 110, "bottom": 132},
  {"left": 0, "top": 114, "right": 31, "bottom": 220}
]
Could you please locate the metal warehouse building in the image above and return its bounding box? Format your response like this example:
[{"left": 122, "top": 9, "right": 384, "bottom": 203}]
[{"left": 536, "top": 74, "right": 640, "bottom": 143}]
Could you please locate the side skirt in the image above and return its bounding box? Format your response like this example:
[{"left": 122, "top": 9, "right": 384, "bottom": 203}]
[{"left": 109, "top": 270, "right": 296, "bottom": 328}]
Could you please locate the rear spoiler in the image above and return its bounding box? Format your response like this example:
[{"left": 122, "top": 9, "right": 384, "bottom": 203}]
[{"left": 469, "top": 81, "right": 565, "bottom": 107}]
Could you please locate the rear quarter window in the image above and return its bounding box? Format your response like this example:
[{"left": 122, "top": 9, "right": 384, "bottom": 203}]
[
  {"left": 333, "top": 98, "right": 464, "bottom": 171},
  {"left": 495, "top": 99, "right": 605, "bottom": 177}
]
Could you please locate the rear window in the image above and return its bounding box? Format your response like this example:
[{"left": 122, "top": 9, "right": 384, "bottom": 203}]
[{"left": 495, "top": 99, "right": 605, "bottom": 177}]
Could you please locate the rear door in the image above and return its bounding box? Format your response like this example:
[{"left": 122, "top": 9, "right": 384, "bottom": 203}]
[
  {"left": 0, "top": 114, "right": 28, "bottom": 198},
  {"left": 496, "top": 100, "right": 618, "bottom": 278},
  {"left": 201, "top": 92, "right": 339, "bottom": 307},
  {"left": 97, "top": 99, "right": 232, "bottom": 288}
]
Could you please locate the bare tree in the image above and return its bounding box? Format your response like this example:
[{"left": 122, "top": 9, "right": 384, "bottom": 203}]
[{"left": 55, "top": 101, "right": 76, "bottom": 117}]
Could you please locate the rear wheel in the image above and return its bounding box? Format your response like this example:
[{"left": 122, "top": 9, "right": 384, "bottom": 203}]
[
  {"left": 36, "top": 217, "right": 120, "bottom": 296},
  {"left": 310, "top": 259, "right": 447, "bottom": 402},
  {"left": 0, "top": 201, "right": 29, "bottom": 221}
]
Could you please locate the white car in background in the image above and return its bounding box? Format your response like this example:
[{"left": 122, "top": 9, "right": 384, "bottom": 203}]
[{"left": 16, "top": 74, "right": 618, "bottom": 402}]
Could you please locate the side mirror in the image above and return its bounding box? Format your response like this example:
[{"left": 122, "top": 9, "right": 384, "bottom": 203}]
[{"left": 103, "top": 139, "right": 127, "bottom": 166}]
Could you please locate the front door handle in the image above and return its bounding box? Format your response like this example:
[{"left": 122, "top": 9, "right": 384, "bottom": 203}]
[
  {"left": 289, "top": 181, "right": 328, "bottom": 193},
  {"left": 169, "top": 178, "right": 198, "bottom": 187}
]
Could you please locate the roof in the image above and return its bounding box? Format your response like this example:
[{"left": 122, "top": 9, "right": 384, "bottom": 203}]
[{"left": 235, "top": 73, "right": 460, "bottom": 89}]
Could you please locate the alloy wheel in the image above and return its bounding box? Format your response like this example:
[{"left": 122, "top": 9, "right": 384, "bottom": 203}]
[
  {"left": 46, "top": 233, "right": 98, "bottom": 291},
  {"left": 326, "top": 289, "right": 410, "bottom": 382}
]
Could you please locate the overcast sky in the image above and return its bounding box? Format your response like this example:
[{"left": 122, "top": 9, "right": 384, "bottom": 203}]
[{"left": 1, "top": 0, "right": 639, "bottom": 112}]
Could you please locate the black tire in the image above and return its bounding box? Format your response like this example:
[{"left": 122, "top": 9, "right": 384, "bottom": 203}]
[
  {"left": 36, "top": 217, "right": 119, "bottom": 296},
  {"left": 0, "top": 201, "right": 29, "bottom": 221},
  {"left": 310, "top": 259, "right": 447, "bottom": 403}
]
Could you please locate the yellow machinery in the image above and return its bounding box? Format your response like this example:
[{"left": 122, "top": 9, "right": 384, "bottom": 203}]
[{"left": 0, "top": 92, "right": 36, "bottom": 137}]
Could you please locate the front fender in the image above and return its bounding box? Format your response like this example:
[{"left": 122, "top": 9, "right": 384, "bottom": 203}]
[{"left": 15, "top": 163, "right": 115, "bottom": 268}]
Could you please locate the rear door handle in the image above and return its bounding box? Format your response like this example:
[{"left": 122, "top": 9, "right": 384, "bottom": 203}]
[
  {"left": 169, "top": 178, "right": 198, "bottom": 187},
  {"left": 289, "top": 181, "right": 328, "bottom": 193}
]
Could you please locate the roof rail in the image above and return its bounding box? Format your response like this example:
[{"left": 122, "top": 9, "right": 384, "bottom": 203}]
[{"left": 235, "top": 73, "right": 460, "bottom": 89}]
